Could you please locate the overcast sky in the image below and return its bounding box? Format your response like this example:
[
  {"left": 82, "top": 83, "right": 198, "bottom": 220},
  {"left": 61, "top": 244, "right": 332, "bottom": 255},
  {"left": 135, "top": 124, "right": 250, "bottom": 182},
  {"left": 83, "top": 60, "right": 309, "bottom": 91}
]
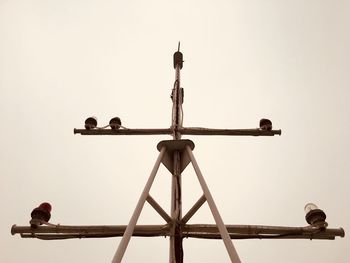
[{"left": 1, "top": 0, "right": 349, "bottom": 262}]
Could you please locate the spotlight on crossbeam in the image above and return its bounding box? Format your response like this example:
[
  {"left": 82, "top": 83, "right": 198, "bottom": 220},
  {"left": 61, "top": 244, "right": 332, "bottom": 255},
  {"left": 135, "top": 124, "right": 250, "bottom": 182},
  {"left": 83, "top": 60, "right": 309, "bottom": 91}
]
[
  {"left": 305, "top": 203, "right": 327, "bottom": 228},
  {"left": 110, "top": 117, "right": 122, "bottom": 130},
  {"left": 30, "top": 202, "right": 52, "bottom": 228},
  {"left": 84, "top": 117, "right": 97, "bottom": 130},
  {"left": 259, "top": 118, "right": 272, "bottom": 131}
]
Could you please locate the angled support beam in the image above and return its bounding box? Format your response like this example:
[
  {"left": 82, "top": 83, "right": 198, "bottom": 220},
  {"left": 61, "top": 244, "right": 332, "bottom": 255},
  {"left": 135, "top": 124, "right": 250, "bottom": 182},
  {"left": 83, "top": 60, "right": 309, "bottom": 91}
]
[
  {"left": 146, "top": 195, "right": 172, "bottom": 223},
  {"left": 181, "top": 195, "right": 206, "bottom": 224},
  {"left": 157, "top": 139, "right": 194, "bottom": 173},
  {"left": 186, "top": 146, "right": 241, "bottom": 263},
  {"left": 111, "top": 147, "right": 166, "bottom": 263}
]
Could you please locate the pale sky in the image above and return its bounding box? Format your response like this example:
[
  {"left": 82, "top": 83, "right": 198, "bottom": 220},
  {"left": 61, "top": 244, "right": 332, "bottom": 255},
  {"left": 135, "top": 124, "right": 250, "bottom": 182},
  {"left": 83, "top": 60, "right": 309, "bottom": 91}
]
[{"left": 1, "top": 0, "right": 349, "bottom": 262}]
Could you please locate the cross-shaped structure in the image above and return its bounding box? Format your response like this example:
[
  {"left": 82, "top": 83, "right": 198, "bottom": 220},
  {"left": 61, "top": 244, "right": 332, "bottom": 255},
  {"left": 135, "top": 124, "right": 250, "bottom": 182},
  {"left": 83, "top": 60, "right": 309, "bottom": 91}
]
[{"left": 12, "top": 44, "right": 344, "bottom": 262}]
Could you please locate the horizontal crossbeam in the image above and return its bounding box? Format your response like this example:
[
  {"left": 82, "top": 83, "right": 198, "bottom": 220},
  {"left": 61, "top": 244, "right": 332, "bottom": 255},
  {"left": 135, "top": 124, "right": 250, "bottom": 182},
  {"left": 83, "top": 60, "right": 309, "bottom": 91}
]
[
  {"left": 181, "top": 128, "right": 281, "bottom": 136},
  {"left": 74, "top": 127, "right": 281, "bottom": 136},
  {"left": 74, "top": 128, "right": 172, "bottom": 135},
  {"left": 12, "top": 224, "right": 344, "bottom": 240}
]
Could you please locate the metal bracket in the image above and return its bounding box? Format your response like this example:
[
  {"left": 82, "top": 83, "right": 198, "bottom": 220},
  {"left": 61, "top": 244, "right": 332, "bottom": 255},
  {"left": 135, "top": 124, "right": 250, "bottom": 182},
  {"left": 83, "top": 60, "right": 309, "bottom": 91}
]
[{"left": 157, "top": 139, "right": 195, "bottom": 173}]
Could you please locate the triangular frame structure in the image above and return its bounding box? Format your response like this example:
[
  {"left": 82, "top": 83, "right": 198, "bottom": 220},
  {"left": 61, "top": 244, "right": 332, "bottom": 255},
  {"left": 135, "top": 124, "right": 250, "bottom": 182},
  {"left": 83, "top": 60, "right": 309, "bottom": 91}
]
[{"left": 112, "top": 139, "right": 240, "bottom": 262}]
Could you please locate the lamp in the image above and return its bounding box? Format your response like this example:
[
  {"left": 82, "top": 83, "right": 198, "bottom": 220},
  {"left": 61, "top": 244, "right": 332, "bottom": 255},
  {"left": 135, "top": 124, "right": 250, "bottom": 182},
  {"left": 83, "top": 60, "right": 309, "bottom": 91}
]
[
  {"left": 30, "top": 202, "right": 52, "bottom": 228},
  {"left": 85, "top": 117, "right": 97, "bottom": 130},
  {"left": 110, "top": 117, "right": 122, "bottom": 130},
  {"left": 304, "top": 203, "right": 327, "bottom": 228},
  {"left": 259, "top": 118, "right": 272, "bottom": 131}
]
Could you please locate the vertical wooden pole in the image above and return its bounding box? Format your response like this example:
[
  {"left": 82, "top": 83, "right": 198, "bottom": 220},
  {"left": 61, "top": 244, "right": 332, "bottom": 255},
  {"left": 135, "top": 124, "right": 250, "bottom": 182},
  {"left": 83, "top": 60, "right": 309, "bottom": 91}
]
[
  {"left": 170, "top": 45, "right": 184, "bottom": 262},
  {"left": 169, "top": 150, "right": 183, "bottom": 262}
]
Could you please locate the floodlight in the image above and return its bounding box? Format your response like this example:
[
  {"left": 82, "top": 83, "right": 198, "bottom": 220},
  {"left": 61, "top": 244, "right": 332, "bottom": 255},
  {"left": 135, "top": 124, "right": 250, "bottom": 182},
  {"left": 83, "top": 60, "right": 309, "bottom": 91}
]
[
  {"left": 85, "top": 117, "right": 97, "bottom": 130},
  {"left": 30, "top": 202, "right": 52, "bottom": 228},
  {"left": 304, "top": 203, "right": 327, "bottom": 227},
  {"left": 110, "top": 117, "right": 122, "bottom": 130},
  {"left": 259, "top": 118, "right": 272, "bottom": 131}
]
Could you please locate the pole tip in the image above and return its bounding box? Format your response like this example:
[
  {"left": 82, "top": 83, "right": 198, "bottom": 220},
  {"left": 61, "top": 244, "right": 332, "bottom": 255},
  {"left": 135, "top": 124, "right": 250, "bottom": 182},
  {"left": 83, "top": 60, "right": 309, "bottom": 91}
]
[
  {"left": 11, "top": 224, "right": 16, "bottom": 235},
  {"left": 173, "top": 42, "right": 183, "bottom": 69}
]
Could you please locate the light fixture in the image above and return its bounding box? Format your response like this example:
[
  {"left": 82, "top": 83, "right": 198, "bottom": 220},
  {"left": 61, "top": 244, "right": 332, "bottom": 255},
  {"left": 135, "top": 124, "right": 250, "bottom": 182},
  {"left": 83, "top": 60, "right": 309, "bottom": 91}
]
[
  {"left": 304, "top": 203, "right": 327, "bottom": 228},
  {"left": 110, "top": 117, "right": 122, "bottom": 130},
  {"left": 85, "top": 117, "right": 97, "bottom": 130},
  {"left": 30, "top": 202, "right": 52, "bottom": 228},
  {"left": 173, "top": 51, "right": 183, "bottom": 69},
  {"left": 259, "top": 118, "right": 272, "bottom": 131}
]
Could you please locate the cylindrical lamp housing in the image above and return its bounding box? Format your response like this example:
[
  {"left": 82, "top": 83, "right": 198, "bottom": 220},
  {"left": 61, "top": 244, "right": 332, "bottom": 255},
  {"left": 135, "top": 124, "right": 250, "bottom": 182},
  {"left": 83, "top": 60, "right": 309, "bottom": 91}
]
[
  {"left": 304, "top": 203, "right": 327, "bottom": 226},
  {"left": 173, "top": 51, "right": 183, "bottom": 69},
  {"left": 259, "top": 118, "right": 272, "bottom": 131},
  {"left": 30, "top": 202, "right": 52, "bottom": 228},
  {"left": 85, "top": 117, "right": 97, "bottom": 130},
  {"left": 110, "top": 117, "right": 122, "bottom": 130}
]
